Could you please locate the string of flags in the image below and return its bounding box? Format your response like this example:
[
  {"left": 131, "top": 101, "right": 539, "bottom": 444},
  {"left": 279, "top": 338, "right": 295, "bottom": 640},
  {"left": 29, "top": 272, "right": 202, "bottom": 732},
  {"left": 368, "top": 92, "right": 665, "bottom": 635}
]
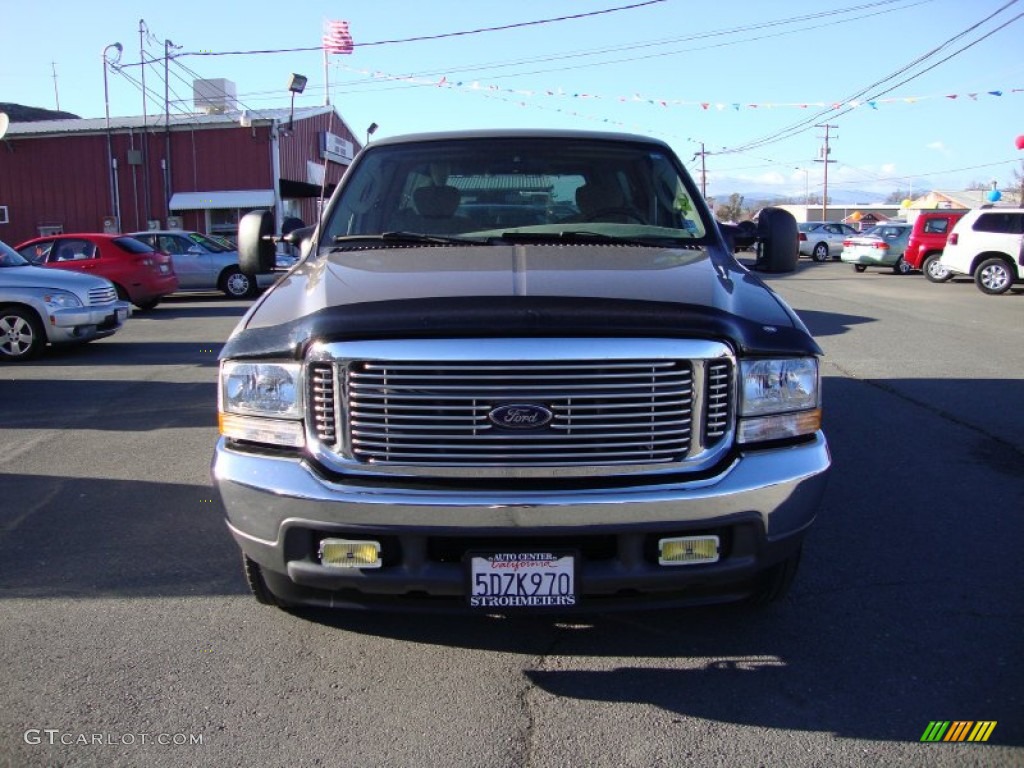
[
  {"left": 336, "top": 61, "right": 1022, "bottom": 112},
  {"left": 322, "top": 20, "right": 1020, "bottom": 112}
]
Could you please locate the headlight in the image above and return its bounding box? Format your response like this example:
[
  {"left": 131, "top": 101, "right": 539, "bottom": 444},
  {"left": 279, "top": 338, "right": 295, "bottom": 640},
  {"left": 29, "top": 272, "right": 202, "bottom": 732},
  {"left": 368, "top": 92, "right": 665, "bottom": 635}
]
[
  {"left": 42, "top": 290, "right": 83, "bottom": 309},
  {"left": 219, "top": 361, "right": 304, "bottom": 447},
  {"left": 737, "top": 358, "right": 820, "bottom": 444}
]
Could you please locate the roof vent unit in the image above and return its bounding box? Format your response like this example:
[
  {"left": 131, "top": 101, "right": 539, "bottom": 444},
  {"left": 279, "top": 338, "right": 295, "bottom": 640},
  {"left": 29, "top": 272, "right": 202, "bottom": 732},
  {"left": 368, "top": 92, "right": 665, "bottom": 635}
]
[{"left": 193, "top": 79, "right": 237, "bottom": 114}]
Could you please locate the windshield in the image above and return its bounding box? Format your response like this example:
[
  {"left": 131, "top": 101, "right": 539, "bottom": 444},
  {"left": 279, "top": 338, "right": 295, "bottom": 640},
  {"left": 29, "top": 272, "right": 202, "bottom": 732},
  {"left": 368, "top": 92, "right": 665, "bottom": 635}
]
[
  {"left": 321, "top": 137, "right": 710, "bottom": 246},
  {"left": 188, "top": 233, "right": 233, "bottom": 252},
  {"left": 0, "top": 240, "right": 30, "bottom": 267}
]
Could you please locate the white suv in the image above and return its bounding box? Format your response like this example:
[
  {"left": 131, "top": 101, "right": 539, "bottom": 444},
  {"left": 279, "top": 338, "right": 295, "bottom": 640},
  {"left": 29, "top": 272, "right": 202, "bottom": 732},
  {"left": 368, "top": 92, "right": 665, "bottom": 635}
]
[{"left": 939, "top": 208, "right": 1024, "bottom": 294}]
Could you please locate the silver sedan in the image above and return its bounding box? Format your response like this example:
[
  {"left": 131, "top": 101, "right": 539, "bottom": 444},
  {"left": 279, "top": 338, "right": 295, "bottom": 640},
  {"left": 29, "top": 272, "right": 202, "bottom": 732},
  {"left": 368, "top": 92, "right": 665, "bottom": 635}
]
[
  {"left": 798, "top": 222, "right": 859, "bottom": 262},
  {"left": 128, "top": 230, "right": 280, "bottom": 299}
]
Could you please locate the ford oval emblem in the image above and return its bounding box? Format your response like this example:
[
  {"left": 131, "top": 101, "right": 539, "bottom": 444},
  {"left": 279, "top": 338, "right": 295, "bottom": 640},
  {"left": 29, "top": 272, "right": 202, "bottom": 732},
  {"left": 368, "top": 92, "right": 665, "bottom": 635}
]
[{"left": 488, "top": 404, "right": 553, "bottom": 430}]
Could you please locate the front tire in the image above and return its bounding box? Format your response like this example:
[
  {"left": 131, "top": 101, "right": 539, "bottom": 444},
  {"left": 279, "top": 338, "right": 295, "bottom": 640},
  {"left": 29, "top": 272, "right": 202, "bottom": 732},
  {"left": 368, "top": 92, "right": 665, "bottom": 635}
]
[
  {"left": 221, "top": 267, "right": 258, "bottom": 299},
  {"left": 0, "top": 307, "right": 46, "bottom": 361},
  {"left": 975, "top": 257, "right": 1014, "bottom": 295},
  {"left": 812, "top": 243, "right": 830, "bottom": 262},
  {"left": 853, "top": 265, "right": 867, "bottom": 273},
  {"left": 243, "top": 555, "right": 285, "bottom": 607},
  {"left": 922, "top": 253, "right": 952, "bottom": 283},
  {"left": 747, "top": 548, "right": 802, "bottom": 605}
]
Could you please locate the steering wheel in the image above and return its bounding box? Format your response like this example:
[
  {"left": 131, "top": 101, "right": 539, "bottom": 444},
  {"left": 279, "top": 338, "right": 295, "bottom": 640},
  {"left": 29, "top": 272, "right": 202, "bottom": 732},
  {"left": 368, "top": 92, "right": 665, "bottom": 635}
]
[{"left": 583, "top": 207, "right": 645, "bottom": 224}]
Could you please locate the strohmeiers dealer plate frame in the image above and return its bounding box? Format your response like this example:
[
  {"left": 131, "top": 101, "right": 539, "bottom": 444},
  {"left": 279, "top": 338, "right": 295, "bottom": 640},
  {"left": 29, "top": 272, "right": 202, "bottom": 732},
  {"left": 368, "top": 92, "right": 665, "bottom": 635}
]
[{"left": 466, "top": 551, "right": 578, "bottom": 609}]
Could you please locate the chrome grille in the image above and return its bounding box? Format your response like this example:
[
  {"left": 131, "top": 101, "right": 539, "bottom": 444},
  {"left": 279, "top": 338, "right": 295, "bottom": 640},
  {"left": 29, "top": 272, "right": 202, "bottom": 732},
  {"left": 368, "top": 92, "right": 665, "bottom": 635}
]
[
  {"left": 704, "top": 360, "right": 732, "bottom": 444},
  {"left": 88, "top": 285, "right": 118, "bottom": 305},
  {"left": 310, "top": 364, "right": 337, "bottom": 445},
  {"left": 344, "top": 360, "right": 694, "bottom": 466}
]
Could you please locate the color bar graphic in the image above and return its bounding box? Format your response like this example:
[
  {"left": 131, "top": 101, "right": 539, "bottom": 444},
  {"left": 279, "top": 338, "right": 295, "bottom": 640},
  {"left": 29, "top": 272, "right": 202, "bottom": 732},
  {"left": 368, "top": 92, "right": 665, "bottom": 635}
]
[{"left": 920, "top": 721, "right": 996, "bottom": 742}]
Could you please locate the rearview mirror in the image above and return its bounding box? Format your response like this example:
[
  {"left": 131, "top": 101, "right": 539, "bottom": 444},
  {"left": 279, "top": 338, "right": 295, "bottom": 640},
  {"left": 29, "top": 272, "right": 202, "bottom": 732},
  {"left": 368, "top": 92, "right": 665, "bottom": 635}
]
[{"left": 238, "top": 210, "right": 276, "bottom": 275}]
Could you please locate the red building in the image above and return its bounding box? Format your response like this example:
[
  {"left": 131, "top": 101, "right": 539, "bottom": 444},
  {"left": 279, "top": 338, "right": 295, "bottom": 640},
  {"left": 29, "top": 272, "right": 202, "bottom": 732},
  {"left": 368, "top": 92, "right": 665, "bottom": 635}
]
[{"left": 0, "top": 104, "right": 360, "bottom": 245}]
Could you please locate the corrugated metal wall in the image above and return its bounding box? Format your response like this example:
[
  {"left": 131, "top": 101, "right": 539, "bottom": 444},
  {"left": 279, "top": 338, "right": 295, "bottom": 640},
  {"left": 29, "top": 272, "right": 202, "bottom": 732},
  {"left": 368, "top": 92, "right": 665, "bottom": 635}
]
[
  {"left": 0, "top": 113, "right": 353, "bottom": 244},
  {"left": 278, "top": 110, "right": 352, "bottom": 189},
  {"left": 0, "top": 133, "right": 109, "bottom": 243}
]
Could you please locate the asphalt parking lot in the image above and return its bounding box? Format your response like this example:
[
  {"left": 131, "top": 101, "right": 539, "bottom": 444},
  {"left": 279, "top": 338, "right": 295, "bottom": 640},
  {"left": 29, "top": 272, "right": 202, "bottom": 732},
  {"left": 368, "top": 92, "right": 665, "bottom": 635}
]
[{"left": 1, "top": 267, "right": 1022, "bottom": 768}]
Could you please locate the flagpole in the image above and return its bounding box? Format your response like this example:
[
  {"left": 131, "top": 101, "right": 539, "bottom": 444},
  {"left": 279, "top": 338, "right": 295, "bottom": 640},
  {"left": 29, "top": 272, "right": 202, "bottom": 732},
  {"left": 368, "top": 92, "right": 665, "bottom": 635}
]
[{"left": 323, "top": 38, "right": 330, "bottom": 106}]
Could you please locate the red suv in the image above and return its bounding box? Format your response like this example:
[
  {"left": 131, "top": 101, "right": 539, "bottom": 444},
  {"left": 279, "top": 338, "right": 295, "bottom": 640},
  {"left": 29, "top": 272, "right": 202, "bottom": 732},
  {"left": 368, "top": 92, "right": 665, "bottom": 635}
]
[
  {"left": 903, "top": 210, "right": 967, "bottom": 282},
  {"left": 16, "top": 233, "right": 178, "bottom": 310}
]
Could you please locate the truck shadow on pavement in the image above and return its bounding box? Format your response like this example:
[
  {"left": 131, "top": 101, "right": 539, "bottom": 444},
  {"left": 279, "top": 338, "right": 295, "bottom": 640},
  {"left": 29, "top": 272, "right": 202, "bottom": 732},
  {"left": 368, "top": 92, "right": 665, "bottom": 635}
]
[
  {"left": 789, "top": 308, "right": 875, "bottom": 338},
  {"left": 1, "top": 378, "right": 217, "bottom": 430},
  {"left": 28, "top": 340, "right": 225, "bottom": 367},
  {"left": 0, "top": 472, "right": 240, "bottom": 600}
]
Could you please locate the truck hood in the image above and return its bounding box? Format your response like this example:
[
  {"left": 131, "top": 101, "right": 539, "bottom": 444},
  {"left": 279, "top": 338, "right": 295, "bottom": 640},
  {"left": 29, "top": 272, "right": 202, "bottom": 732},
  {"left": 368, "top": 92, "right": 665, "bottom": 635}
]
[
  {"left": 226, "top": 244, "right": 818, "bottom": 360},
  {"left": 251, "top": 244, "right": 794, "bottom": 324},
  {"left": 0, "top": 264, "right": 113, "bottom": 296}
]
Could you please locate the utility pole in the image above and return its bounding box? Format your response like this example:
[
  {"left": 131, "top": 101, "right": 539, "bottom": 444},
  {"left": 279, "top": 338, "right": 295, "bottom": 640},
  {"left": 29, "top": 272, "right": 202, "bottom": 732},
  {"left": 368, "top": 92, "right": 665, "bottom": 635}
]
[
  {"left": 139, "top": 20, "right": 152, "bottom": 228},
  {"left": 51, "top": 62, "right": 60, "bottom": 110},
  {"left": 693, "top": 142, "right": 708, "bottom": 199},
  {"left": 814, "top": 124, "right": 837, "bottom": 221},
  {"left": 164, "top": 39, "right": 181, "bottom": 219}
]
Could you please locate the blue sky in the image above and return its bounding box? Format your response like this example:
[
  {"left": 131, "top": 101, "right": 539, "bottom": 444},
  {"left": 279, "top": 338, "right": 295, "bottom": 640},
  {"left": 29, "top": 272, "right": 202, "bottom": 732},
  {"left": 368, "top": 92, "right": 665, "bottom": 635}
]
[{"left": 3, "top": 0, "right": 1023, "bottom": 201}]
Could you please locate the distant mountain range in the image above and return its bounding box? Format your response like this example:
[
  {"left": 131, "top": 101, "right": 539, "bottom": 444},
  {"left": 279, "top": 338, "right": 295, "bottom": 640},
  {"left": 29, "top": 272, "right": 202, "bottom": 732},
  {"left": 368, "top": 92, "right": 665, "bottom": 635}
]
[{"left": 708, "top": 187, "right": 896, "bottom": 205}]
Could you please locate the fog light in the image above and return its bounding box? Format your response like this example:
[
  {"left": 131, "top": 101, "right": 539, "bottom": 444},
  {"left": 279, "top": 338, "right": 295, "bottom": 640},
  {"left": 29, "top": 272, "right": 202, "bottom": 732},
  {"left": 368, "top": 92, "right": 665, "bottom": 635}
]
[
  {"left": 659, "top": 536, "right": 720, "bottom": 566},
  {"left": 319, "top": 539, "right": 382, "bottom": 569}
]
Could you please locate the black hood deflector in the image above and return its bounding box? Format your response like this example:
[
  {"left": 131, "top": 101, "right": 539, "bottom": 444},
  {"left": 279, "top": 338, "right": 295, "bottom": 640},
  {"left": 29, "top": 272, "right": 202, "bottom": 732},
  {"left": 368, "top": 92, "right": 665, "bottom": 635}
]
[{"left": 220, "top": 295, "right": 821, "bottom": 361}]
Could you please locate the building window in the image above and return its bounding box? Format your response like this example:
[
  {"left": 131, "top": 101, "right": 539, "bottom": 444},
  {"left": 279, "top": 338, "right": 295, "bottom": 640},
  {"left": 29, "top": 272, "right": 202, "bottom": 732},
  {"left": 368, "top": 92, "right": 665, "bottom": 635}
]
[
  {"left": 0, "top": 206, "right": 8, "bottom": 225},
  {"left": 207, "top": 208, "right": 242, "bottom": 238}
]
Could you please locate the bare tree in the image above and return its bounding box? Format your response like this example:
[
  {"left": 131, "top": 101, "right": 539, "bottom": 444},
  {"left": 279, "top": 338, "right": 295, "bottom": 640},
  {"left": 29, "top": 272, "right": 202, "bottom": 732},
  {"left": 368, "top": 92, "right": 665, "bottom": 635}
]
[
  {"left": 715, "top": 193, "right": 746, "bottom": 222},
  {"left": 1012, "top": 162, "right": 1024, "bottom": 206}
]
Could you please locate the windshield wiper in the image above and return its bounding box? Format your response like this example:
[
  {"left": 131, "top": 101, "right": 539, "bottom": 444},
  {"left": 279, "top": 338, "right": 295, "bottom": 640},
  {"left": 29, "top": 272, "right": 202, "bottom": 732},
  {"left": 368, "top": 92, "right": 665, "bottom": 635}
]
[
  {"left": 495, "top": 230, "right": 689, "bottom": 247},
  {"left": 332, "top": 232, "right": 486, "bottom": 247}
]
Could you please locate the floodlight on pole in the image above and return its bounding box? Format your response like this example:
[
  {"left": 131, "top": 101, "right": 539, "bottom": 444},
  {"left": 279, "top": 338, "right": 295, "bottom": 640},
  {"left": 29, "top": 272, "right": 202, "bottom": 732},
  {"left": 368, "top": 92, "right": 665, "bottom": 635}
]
[
  {"left": 102, "top": 42, "right": 123, "bottom": 230},
  {"left": 287, "top": 74, "right": 307, "bottom": 132}
]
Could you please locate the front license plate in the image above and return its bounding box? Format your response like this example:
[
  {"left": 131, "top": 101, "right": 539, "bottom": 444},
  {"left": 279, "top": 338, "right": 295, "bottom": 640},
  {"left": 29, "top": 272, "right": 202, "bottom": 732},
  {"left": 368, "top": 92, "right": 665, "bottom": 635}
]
[{"left": 467, "top": 552, "right": 577, "bottom": 608}]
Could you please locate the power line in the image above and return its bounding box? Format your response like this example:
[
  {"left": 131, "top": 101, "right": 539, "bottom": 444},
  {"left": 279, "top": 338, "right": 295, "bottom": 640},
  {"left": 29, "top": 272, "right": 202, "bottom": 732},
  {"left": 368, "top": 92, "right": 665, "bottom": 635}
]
[
  {"left": 320, "top": 0, "right": 931, "bottom": 92},
  {"left": 113, "top": 1, "right": 667, "bottom": 65},
  {"left": 720, "top": 0, "right": 1023, "bottom": 155}
]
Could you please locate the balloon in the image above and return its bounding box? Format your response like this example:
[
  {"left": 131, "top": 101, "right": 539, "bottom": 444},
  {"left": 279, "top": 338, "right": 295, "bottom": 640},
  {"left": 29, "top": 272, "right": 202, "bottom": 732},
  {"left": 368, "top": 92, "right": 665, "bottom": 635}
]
[
  {"left": 850, "top": 211, "right": 862, "bottom": 221},
  {"left": 901, "top": 198, "right": 912, "bottom": 208},
  {"left": 987, "top": 189, "right": 1002, "bottom": 203},
  {"left": 1016, "top": 134, "right": 1024, "bottom": 150}
]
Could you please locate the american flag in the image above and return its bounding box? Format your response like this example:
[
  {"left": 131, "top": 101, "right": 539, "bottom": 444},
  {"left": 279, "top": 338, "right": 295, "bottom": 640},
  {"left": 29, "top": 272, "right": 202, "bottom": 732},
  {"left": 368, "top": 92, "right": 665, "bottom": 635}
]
[{"left": 323, "top": 20, "right": 354, "bottom": 55}]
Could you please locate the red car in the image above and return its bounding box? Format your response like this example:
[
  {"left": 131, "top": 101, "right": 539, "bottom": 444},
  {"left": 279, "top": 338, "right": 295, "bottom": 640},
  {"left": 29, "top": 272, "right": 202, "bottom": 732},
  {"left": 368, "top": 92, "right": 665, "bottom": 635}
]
[
  {"left": 15, "top": 233, "right": 178, "bottom": 310},
  {"left": 903, "top": 210, "right": 967, "bottom": 283}
]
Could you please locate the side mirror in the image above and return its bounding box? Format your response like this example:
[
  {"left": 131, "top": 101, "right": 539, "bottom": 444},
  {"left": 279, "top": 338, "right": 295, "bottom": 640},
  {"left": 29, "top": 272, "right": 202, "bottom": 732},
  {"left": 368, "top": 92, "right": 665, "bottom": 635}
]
[
  {"left": 238, "top": 210, "right": 276, "bottom": 275},
  {"left": 754, "top": 207, "right": 799, "bottom": 273}
]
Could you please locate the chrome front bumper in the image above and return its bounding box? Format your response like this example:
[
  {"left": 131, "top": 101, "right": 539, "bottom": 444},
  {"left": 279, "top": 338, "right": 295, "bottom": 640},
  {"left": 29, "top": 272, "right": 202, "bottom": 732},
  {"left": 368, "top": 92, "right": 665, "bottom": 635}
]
[{"left": 213, "top": 432, "right": 831, "bottom": 607}]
